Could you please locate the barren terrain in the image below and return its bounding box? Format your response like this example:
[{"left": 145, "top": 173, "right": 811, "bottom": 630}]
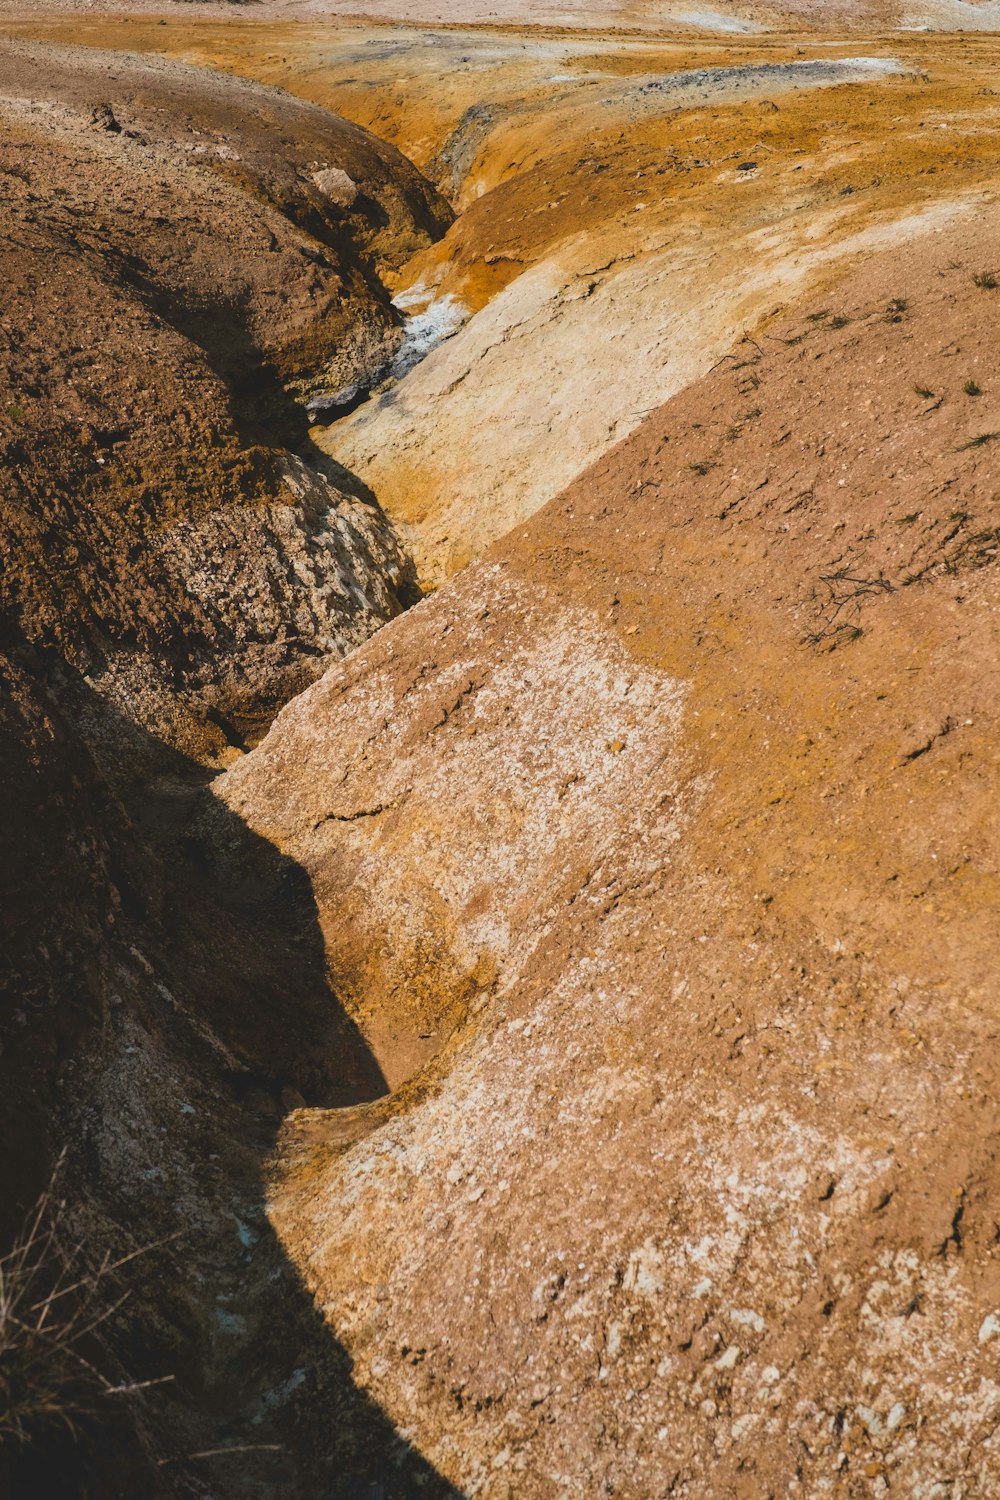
[{"left": 3, "top": 4, "right": 1000, "bottom": 1499}]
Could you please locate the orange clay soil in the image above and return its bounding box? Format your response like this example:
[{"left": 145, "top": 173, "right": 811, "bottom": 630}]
[
  {"left": 301, "top": 35, "right": 1000, "bottom": 586},
  {"left": 48, "top": 18, "right": 1000, "bottom": 584},
  {"left": 216, "top": 203, "right": 1000, "bottom": 1499}
]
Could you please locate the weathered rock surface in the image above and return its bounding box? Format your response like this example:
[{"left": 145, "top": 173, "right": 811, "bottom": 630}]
[
  {"left": 313, "top": 164, "right": 360, "bottom": 208},
  {"left": 220, "top": 218, "right": 1000, "bottom": 1495},
  {"left": 22, "top": 22, "right": 1000, "bottom": 593},
  {"left": 0, "top": 623, "right": 462, "bottom": 1498},
  {"left": 0, "top": 39, "right": 451, "bottom": 761}
]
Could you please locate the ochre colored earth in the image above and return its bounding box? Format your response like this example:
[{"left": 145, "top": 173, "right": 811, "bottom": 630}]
[
  {"left": 223, "top": 217, "right": 1000, "bottom": 1496},
  {"left": 4, "top": 7, "right": 1000, "bottom": 1500}
]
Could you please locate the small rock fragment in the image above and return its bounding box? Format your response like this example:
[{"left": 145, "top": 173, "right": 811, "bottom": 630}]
[
  {"left": 312, "top": 166, "right": 359, "bottom": 210},
  {"left": 90, "top": 101, "right": 122, "bottom": 133},
  {"left": 979, "top": 1312, "right": 1000, "bottom": 1343}
]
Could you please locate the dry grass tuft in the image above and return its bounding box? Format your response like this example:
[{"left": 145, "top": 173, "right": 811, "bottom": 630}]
[{"left": 0, "top": 1155, "right": 169, "bottom": 1450}]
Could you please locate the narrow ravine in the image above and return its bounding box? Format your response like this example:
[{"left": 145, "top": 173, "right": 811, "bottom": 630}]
[
  {"left": 0, "top": 37, "right": 465, "bottom": 1499},
  {"left": 7, "top": 18, "right": 1000, "bottom": 1500}
]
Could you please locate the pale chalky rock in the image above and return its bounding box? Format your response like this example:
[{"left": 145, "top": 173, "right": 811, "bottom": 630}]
[{"left": 312, "top": 165, "right": 359, "bottom": 209}]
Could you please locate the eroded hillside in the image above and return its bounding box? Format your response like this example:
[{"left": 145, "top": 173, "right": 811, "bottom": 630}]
[
  {"left": 229, "top": 206, "right": 1000, "bottom": 1498},
  {"left": 0, "top": 39, "right": 451, "bottom": 763},
  {"left": 3, "top": 7, "right": 1000, "bottom": 1500},
  {"left": 0, "top": 38, "right": 456, "bottom": 1499},
  {"left": 42, "top": 16, "right": 1000, "bottom": 583}
]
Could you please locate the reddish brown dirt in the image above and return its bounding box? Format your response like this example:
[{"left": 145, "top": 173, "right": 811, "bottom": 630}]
[
  {"left": 0, "top": 39, "right": 452, "bottom": 763},
  {"left": 219, "top": 207, "right": 1000, "bottom": 1496},
  {"left": 5, "top": 10, "right": 1000, "bottom": 1499}
]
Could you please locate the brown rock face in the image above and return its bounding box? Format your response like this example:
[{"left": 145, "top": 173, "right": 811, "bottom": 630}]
[
  {"left": 0, "top": 40, "right": 452, "bottom": 762},
  {"left": 220, "top": 216, "right": 1000, "bottom": 1495}
]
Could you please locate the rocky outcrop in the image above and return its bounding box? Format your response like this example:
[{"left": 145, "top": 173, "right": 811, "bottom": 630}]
[{"left": 222, "top": 217, "right": 1000, "bottom": 1495}]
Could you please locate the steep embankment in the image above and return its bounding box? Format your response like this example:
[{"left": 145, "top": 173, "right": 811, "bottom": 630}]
[
  {"left": 222, "top": 210, "right": 1000, "bottom": 1495},
  {"left": 0, "top": 41, "right": 460, "bottom": 1499},
  {"left": 5, "top": 12, "right": 1000, "bottom": 1498},
  {"left": 0, "top": 39, "right": 451, "bottom": 764}
]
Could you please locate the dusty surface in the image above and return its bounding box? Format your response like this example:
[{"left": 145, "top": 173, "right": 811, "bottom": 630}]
[
  {"left": 0, "top": 38, "right": 450, "bottom": 762},
  {"left": 5, "top": 5, "right": 1000, "bottom": 1499},
  {"left": 221, "top": 215, "right": 1000, "bottom": 1496},
  {"left": 0, "top": 623, "right": 461, "bottom": 1499},
  {"left": 10, "top": 0, "right": 1000, "bottom": 32},
  {"left": 303, "top": 33, "right": 1000, "bottom": 583},
  {"left": 58, "top": 17, "right": 1000, "bottom": 584}
]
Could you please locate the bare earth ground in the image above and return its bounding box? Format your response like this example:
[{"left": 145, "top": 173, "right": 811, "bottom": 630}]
[
  {"left": 0, "top": 36, "right": 452, "bottom": 761},
  {"left": 11, "top": 0, "right": 1000, "bottom": 31},
  {"left": 223, "top": 213, "right": 1000, "bottom": 1496},
  {"left": 4, "top": 4, "right": 1000, "bottom": 1497},
  {"left": 35, "top": 16, "right": 1000, "bottom": 582}
]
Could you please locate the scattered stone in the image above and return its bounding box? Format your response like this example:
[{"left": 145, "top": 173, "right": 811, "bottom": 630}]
[
  {"left": 886, "top": 1402, "right": 907, "bottom": 1430},
  {"left": 90, "top": 101, "right": 122, "bottom": 133},
  {"left": 312, "top": 166, "right": 359, "bottom": 210},
  {"left": 730, "top": 1307, "right": 765, "bottom": 1332}
]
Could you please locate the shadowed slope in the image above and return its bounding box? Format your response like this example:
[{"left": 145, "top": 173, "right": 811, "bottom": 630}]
[{"left": 0, "top": 637, "right": 463, "bottom": 1498}]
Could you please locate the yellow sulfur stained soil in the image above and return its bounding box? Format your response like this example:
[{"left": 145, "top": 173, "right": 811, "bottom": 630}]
[{"left": 38, "top": 17, "right": 999, "bottom": 584}]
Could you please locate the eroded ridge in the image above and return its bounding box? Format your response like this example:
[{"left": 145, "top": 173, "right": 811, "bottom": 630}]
[{"left": 4, "top": 10, "right": 1000, "bottom": 1500}]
